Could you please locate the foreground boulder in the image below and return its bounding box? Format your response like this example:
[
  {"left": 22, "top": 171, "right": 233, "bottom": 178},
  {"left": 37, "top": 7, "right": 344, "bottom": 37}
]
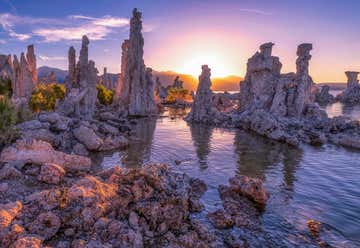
[
  {"left": 0, "top": 139, "right": 91, "bottom": 173},
  {"left": 0, "top": 201, "right": 23, "bottom": 231},
  {"left": 208, "top": 175, "right": 267, "bottom": 232},
  {"left": 0, "top": 164, "right": 222, "bottom": 247}
]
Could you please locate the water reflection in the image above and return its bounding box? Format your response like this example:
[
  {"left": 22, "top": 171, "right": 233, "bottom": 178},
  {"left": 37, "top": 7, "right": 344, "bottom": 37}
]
[
  {"left": 189, "top": 123, "right": 214, "bottom": 169},
  {"left": 121, "top": 117, "right": 156, "bottom": 167},
  {"left": 100, "top": 107, "right": 360, "bottom": 247},
  {"left": 234, "top": 130, "right": 303, "bottom": 191}
]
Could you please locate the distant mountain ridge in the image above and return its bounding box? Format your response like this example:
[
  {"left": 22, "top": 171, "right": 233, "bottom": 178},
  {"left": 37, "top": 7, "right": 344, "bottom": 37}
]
[
  {"left": 37, "top": 66, "right": 242, "bottom": 91},
  {"left": 37, "top": 66, "right": 68, "bottom": 83}
]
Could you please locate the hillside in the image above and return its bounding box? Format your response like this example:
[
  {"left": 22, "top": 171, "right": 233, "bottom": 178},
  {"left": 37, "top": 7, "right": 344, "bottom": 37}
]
[
  {"left": 37, "top": 66, "right": 242, "bottom": 91},
  {"left": 37, "top": 66, "right": 68, "bottom": 83}
]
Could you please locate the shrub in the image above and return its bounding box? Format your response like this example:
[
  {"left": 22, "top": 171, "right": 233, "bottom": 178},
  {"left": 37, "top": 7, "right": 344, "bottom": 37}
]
[
  {"left": 0, "top": 96, "right": 19, "bottom": 148},
  {"left": 165, "top": 87, "right": 192, "bottom": 104},
  {"left": 0, "top": 78, "right": 12, "bottom": 98},
  {"left": 29, "top": 83, "right": 66, "bottom": 112},
  {"left": 97, "top": 84, "right": 114, "bottom": 105}
]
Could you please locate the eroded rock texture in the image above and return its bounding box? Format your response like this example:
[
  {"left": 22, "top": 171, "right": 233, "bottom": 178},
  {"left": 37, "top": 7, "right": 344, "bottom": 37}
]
[
  {"left": 0, "top": 162, "right": 225, "bottom": 247},
  {"left": 58, "top": 36, "right": 98, "bottom": 120},
  {"left": 337, "top": 71, "right": 360, "bottom": 104},
  {"left": 115, "top": 9, "right": 157, "bottom": 116},
  {"left": 240, "top": 43, "right": 317, "bottom": 118},
  {"left": 315, "top": 85, "right": 335, "bottom": 105},
  {"left": 67, "top": 46, "right": 77, "bottom": 88},
  {"left": 186, "top": 65, "right": 215, "bottom": 123},
  {"left": 0, "top": 55, "right": 13, "bottom": 80},
  {"left": 12, "top": 45, "right": 37, "bottom": 100}
]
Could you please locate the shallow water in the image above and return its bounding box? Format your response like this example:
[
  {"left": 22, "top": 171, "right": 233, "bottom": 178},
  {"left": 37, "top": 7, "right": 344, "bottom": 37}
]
[{"left": 100, "top": 107, "right": 360, "bottom": 247}]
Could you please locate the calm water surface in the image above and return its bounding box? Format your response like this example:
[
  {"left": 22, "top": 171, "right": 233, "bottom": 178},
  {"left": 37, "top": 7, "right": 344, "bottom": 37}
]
[{"left": 101, "top": 105, "right": 360, "bottom": 247}]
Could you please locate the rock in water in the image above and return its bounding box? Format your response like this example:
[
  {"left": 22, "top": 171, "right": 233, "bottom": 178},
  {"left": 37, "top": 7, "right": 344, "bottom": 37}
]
[
  {"left": 239, "top": 42, "right": 282, "bottom": 112},
  {"left": 115, "top": 9, "right": 157, "bottom": 116},
  {"left": 337, "top": 71, "right": 360, "bottom": 104},
  {"left": 186, "top": 65, "right": 215, "bottom": 123},
  {"left": 315, "top": 85, "right": 335, "bottom": 105}
]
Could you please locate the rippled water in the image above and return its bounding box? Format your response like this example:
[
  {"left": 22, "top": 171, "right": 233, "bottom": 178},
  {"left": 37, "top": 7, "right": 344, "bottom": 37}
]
[{"left": 100, "top": 106, "right": 360, "bottom": 247}]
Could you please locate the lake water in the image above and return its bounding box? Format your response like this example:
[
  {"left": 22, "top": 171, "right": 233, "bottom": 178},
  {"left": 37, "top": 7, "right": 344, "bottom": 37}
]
[{"left": 100, "top": 103, "right": 360, "bottom": 247}]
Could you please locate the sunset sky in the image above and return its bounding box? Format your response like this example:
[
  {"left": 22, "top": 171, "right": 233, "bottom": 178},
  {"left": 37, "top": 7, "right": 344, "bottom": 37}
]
[{"left": 0, "top": 0, "right": 359, "bottom": 82}]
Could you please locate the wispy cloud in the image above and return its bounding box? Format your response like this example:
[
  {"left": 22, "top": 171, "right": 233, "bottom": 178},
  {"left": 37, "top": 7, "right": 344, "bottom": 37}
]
[
  {"left": 0, "top": 13, "right": 32, "bottom": 40},
  {"left": 38, "top": 55, "right": 67, "bottom": 61},
  {"left": 0, "top": 39, "right": 6, "bottom": 44},
  {"left": 238, "top": 8, "right": 272, "bottom": 16},
  {"left": 0, "top": 12, "right": 131, "bottom": 42},
  {"left": 70, "top": 15, "right": 129, "bottom": 27}
]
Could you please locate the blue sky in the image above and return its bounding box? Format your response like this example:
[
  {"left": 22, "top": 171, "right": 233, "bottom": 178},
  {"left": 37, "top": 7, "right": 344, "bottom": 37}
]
[{"left": 0, "top": 0, "right": 360, "bottom": 81}]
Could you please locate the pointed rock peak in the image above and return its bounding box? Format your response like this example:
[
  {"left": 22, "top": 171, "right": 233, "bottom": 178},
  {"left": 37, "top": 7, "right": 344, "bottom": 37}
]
[
  {"left": 82, "top": 35, "right": 89, "bottom": 46},
  {"left": 132, "top": 8, "right": 142, "bottom": 19}
]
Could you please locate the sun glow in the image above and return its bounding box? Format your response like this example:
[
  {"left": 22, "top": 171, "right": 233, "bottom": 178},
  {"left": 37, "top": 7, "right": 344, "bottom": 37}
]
[{"left": 179, "top": 54, "right": 233, "bottom": 78}]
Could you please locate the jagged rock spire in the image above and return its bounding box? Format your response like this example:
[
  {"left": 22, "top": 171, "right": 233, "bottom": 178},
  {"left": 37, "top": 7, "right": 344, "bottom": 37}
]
[
  {"left": 68, "top": 46, "right": 76, "bottom": 85},
  {"left": 11, "top": 45, "right": 37, "bottom": 100},
  {"left": 186, "top": 65, "right": 214, "bottom": 122},
  {"left": 116, "top": 8, "right": 156, "bottom": 116},
  {"left": 79, "top": 35, "right": 89, "bottom": 84},
  {"left": 26, "top": 45, "right": 37, "bottom": 83},
  {"left": 296, "top": 43, "right": 312, "bottom": 76}
]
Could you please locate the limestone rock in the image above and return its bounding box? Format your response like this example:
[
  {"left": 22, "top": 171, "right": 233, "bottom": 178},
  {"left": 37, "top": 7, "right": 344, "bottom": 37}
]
[
  {"left": 0, "top": 201, "right": 23, "bottom": 231},
  {"left": 239, "top": 42, "right": 281, "bottom": 112},
  {"left": 116, "top": 9, "right": 157, "bottom": 116},
  {"left": 228, "top": 175, "right": 269, "bottom": 204},
  {"left": 0, "top": 139, "right": 91, "bottom": 173},
  {"left": 26, "top": 45, "right": 37, "bottom": 84},
  {"left": 73, "top": 125, "right": 103, "bottom": 151},
  {"left": 11, "top": 235, "right": 42, "bottom": 248},
  {"left": 79, "top": 35, "right": 89, "bottom": 84},
  {"left": 0, "top": 54, "right": 13, "bottom": 80},
  {"left": 11, "top": 45, "right": 37, "bottom": 101},
  {"left": 186, "top": 65, "right": 215, "bottom": 123},
  {"left": 68, "top": 46, "right": 77, "bottom": 86},
  {"left": 37, "top": 163, "right": 65, "bottom": 184},
  {"left": 28, "top": 212, "right": 61, "bottom": 240},
  {"left": 337, "top": 71, "right": 360, "bottom": 104},
  {"left": 315, "top": 85, "right": 335, "bottom": 105}
]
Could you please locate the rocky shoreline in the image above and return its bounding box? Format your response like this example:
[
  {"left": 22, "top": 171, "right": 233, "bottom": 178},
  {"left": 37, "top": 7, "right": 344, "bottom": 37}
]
[{"left": 1, "top": 147, "right": 333, "bottom": 247}]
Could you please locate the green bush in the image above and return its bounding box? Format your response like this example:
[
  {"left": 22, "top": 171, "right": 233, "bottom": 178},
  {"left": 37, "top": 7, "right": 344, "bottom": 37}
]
[
  {"left": 0, "top": 78, "right": 12, "bottom": 98},
  {"left": 0, "top": 96, "right": 19, "bottom": 148},
  {"left": 165, "top": 87, "right": 192, "bottom": 104},
  {"left": 29, "top": 83, "right": 66, "bottom": 112},
  {"left": 97, "top": 84, "right": 114, "bottom": 105}
]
